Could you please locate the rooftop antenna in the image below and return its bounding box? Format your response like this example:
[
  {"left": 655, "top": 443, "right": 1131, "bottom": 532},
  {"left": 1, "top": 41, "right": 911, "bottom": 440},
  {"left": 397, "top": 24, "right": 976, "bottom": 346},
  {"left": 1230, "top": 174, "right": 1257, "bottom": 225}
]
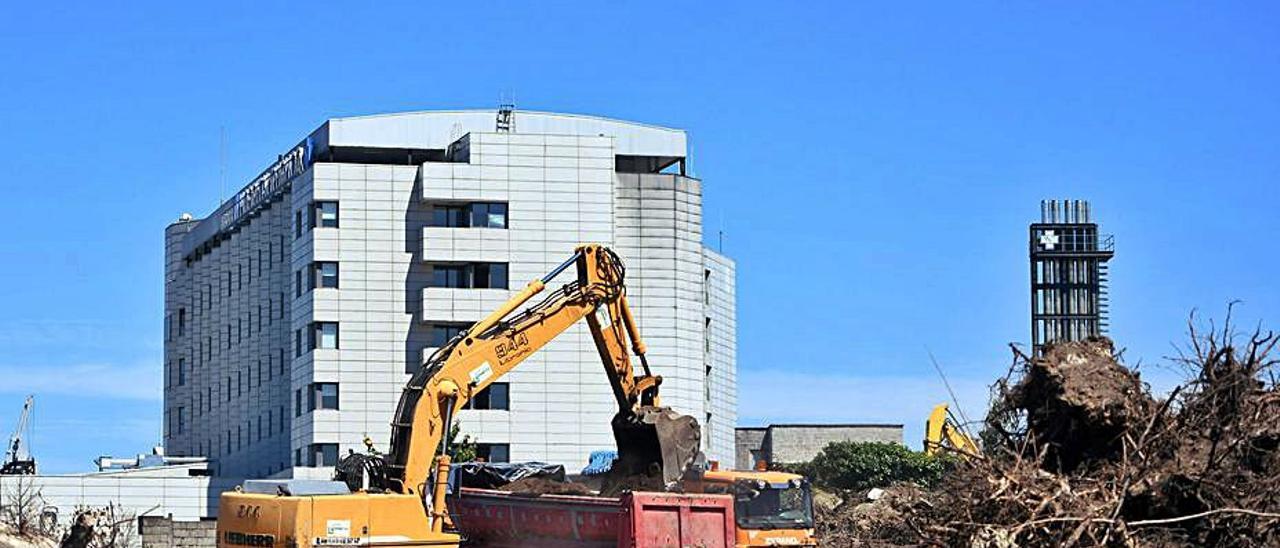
[
  {"left": 718, "top": 216, "right": 725, "bottom": 254},
  {"left": 496, "top": 91, "right": 515, "bottom": 133}
]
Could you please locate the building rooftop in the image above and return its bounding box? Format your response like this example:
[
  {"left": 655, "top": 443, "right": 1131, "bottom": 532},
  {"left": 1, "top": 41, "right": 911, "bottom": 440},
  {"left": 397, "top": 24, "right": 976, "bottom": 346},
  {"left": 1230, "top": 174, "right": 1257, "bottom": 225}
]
[{"left": 324, "top": 109, "right": 687, "bottom": 157}]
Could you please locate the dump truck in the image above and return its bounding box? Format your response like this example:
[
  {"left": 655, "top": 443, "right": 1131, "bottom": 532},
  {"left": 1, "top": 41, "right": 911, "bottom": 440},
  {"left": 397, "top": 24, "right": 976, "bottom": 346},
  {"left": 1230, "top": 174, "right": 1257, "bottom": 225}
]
[{"left": 451, "top": 487, "right": 737, "bottom": 548}]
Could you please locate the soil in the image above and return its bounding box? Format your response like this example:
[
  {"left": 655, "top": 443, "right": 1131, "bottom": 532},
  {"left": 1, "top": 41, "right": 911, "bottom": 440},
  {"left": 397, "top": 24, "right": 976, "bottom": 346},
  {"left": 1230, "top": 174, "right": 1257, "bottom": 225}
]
[{"left": 495, "top": 477, "right": 595, "bottom": 496}]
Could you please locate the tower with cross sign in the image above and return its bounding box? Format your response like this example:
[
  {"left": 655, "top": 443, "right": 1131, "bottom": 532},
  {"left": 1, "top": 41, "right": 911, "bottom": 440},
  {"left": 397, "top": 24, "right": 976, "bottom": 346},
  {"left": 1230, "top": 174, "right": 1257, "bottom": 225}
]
[{"left": 1029, "top": 200, "right": 1115, "bottom": 356}]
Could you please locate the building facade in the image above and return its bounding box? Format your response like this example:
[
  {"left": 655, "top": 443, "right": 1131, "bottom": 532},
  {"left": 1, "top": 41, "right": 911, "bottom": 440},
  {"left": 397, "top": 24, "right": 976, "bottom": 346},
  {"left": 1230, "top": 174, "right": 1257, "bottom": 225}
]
[
  {"left": 163, "top": 110, "right": 736, "bottom": 477},
  {"left": 1029, "top": 199, "right": 1114, "bottom": 356}
]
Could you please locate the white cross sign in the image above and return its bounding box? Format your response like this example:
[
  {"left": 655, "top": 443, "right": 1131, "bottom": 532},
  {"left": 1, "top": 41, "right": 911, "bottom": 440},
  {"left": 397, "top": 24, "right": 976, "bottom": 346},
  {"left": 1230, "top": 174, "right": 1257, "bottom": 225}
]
[{"left": 1039, "top": 230, "right": 1060, "bottom": 250}]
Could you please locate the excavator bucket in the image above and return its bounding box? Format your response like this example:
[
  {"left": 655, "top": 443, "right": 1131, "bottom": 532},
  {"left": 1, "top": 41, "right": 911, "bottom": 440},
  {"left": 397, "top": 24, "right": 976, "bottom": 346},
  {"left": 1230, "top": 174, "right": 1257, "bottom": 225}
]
[{"left": 610, "top": 406, "right": 703, "bottom": 489}]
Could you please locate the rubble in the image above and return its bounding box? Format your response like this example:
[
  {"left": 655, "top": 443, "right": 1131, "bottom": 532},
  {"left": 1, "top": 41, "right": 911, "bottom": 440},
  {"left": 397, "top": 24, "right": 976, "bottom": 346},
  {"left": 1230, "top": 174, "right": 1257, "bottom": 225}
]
[{"left": 819, "top": 325, "right": 1280, "bottom": 547}]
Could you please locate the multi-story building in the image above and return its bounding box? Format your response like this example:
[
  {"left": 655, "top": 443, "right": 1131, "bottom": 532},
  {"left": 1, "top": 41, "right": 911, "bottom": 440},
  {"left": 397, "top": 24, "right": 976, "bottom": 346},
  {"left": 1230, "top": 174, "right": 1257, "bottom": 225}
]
[{"left": 162, "top": 109, "right": 736, "bottom": 477}]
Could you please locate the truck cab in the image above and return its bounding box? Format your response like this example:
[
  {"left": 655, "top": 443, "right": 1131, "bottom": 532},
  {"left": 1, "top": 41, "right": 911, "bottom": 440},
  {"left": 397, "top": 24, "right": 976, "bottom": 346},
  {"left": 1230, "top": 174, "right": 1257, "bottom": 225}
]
[{"left": 685, "top": 468, "right": 818, "bottom": 547}]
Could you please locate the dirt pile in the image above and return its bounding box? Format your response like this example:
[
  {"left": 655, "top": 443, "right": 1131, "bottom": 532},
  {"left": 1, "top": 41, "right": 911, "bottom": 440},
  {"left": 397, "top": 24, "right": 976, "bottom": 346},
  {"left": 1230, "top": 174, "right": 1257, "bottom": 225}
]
[
  {"left": 496, "top": 477, "right": 595, "bottom": 496},
  {"left": 823, "top": 327, "right": 1280, "bottom": 547},
  {"left": 1006, "top": 339, "right": 1154, "bottom": 472}
]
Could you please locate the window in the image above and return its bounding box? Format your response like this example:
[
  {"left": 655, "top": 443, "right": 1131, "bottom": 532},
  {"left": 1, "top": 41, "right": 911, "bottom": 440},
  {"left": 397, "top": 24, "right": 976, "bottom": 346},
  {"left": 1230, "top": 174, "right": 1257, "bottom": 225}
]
[
  {"left": 177, "top": 407, "right": 185, "bottom": 434},
  {"left": 237, "top": 370, "right": 242, "bottom": 397},
  {"left": 295, "top": 269, "right": 303, "bottom": 297},
  {"left": 431, "top": 263, "right": 508, "bottom": 289},
  {"left": 257, "top": 415, "right": 263, "bottom": 441},
  {"left": 294, "top": 448, "right": 302, "bottom": 467},
  {"left": 257, "top": 360, "right": 263, "bottom": 386},
  {"left": 311, "top": 322, "right": 339, "bottom": 350},
  {"left": 314, "top": 202, "right": 339, "bottom": 228},
  {"left": 268, "top": 409, "right": 274, "bottom": 436},
  {"left": 178, "top": 308, "right": 186, "bottom": 336},
  {"left": 428, "top": 323, "right": 470, "bottom": 348},
  {"left": 278, "top": 406, "right": 286, "bottom": 431},
  {"left": 475, "top": 443, "right": 510, "bottom": 463},
  {"left": 471, "top": 202, "right": 507, "bottom": 228},
  {"left": 466, "top": 383, "right": 509, "bottom": 410},
  {"left": 312, "top": 262, "right": 339, "bottom": 289},
  {"left": 309, "top": 443, "right": 340, "bottom": 467},
  {"left": 431, "top": 202, "right": 507, "bottom": 229},
  {"left": 177, "top": 358, "right": 185, "bottom": 386},
  {"left": 310, "top": 383, "right": 340, "bottom": 411},
  {"left": 295, "top": 329, "right": 302, "bottom": 357},
  {"left": 226, "top": 377, "right": 232, "bottom": 402},
  {"left": 295, "top": 389, "right": 302, "bottom": 417},
  {"left": 294, "top": 209, "right": 304, "bottom": 239}
]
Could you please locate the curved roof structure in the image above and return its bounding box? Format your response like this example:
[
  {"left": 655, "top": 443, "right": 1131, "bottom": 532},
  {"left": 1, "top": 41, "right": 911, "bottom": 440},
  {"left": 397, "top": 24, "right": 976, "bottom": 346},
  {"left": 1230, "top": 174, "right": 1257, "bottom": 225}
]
[{"left": 324, "top": 109, "right": 687, "bottom": 157}]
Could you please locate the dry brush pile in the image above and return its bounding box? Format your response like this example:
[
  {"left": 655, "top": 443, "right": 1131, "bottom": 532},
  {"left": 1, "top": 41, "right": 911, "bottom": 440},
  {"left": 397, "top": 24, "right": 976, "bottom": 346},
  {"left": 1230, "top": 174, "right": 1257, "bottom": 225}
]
[{"left": 823, "top": 319, "right": 1280, "bottom": 547}]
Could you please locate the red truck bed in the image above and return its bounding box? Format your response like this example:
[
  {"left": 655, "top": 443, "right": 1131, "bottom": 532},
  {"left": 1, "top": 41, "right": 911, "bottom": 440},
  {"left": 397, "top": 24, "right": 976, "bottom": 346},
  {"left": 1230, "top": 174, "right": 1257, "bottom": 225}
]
[{"left": 452, "top": 488, "right": 736, "bottom": 548}]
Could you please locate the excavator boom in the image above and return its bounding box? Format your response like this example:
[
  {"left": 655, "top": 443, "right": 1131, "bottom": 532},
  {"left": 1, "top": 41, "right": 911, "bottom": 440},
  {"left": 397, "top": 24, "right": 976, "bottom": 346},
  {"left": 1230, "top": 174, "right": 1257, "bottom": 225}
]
[{"left": 379, "top": 245, "right": 700, "bottom": 528}]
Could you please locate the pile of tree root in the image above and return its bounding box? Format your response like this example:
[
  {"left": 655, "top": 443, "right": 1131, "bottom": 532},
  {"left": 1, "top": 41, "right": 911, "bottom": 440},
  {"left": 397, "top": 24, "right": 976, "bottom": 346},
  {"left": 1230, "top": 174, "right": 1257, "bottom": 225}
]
[{"left": 826, "top": 320, "right": 1280, "bottom": 547}]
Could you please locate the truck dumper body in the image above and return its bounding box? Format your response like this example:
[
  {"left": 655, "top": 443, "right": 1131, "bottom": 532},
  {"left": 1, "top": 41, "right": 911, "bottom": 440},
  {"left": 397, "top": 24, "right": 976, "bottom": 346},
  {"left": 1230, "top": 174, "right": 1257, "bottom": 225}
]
[{"left": 451, "top": 487, "right": 736, "bottom": 548}]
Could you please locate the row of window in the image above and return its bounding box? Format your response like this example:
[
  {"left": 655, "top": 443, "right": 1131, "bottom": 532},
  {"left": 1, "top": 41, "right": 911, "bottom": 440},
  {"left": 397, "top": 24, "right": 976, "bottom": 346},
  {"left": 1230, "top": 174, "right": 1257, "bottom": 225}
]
[
  {"left": 181, "top": 236, "right": 290, "bottom": 323},
  {"left": 432, "top": 262, "right": 508, "bottom": 289},
  {"left": 170, "top": 405, "right": 285, "bottom": 442},
  {"left": 430, "top": 202, "right": 508, "bottom": 229}
]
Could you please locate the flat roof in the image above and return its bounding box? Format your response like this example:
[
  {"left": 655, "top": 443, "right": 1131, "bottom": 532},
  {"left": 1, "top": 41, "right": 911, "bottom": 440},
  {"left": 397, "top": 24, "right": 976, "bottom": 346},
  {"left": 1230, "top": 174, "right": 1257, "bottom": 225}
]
[{"left": 326, "top": 109, "right": 687, "bottom": 157}]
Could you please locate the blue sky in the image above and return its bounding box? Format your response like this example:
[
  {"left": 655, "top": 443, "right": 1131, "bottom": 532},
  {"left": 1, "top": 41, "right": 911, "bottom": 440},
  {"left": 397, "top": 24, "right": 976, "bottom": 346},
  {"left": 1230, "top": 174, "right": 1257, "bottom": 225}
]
[{"left": 0, "top": 2, "right": 1276, "bottom": 473}]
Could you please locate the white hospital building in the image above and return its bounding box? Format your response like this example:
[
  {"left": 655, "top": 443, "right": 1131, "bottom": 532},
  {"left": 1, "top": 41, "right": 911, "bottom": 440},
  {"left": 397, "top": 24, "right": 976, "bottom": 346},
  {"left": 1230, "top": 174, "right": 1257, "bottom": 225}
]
[{"left": 162, "top": 109, "right": 736, "bottom": 478}]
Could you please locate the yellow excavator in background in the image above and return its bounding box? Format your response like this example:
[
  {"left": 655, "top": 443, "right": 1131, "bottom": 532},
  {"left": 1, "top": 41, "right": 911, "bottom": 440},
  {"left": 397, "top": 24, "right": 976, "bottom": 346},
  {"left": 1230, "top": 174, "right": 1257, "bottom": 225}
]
[{"left": 923, "top": 403, "right": 980, "bottom": 458}]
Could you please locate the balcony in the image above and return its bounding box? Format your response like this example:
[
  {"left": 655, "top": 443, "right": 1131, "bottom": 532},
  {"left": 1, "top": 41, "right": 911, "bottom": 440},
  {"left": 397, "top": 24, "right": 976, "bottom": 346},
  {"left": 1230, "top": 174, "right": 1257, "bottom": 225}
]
[
  {"left": 422, "top": 227, "right": 510, "bottom": 263},
  {"left": 421, "top": 287, "right": 515, "bottom": 323}
]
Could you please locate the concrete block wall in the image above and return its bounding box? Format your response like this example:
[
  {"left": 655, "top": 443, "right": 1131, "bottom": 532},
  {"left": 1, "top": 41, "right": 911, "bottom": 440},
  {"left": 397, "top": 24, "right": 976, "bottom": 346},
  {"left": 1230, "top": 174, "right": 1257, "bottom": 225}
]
[
  {"left": 140, "top": 516, "right": 217, "bottom": 548},
  {"left": 735, "top": 424, "right": 906, "bottom": 467}
]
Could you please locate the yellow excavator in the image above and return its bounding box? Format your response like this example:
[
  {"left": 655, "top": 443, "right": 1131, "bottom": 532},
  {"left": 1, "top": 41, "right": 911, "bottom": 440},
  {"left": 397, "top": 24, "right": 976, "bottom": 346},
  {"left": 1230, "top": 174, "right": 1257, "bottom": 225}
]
[
  {"left": 216, "top": 245, "right": 708, "bottom": 547},
  {"left": 923, "top": 403, "right": 980, "bottom": 458}
]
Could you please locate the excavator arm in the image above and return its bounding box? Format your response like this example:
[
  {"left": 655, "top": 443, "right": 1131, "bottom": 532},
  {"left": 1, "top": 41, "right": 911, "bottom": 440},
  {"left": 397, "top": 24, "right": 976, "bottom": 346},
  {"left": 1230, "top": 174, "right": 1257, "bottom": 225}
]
[
  {"left": 379, "top": 244, "right": 700, "bottom": 532},
  {"left": 923, "top": 403, "right": 980, "bottom": 458}
]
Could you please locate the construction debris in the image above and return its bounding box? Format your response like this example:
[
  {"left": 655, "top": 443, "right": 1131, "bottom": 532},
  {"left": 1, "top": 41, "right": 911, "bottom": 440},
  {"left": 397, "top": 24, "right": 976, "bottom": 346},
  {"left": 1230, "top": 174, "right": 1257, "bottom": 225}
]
[{"left": 819, "top": 324, "right": 1280, "bottom": 547}]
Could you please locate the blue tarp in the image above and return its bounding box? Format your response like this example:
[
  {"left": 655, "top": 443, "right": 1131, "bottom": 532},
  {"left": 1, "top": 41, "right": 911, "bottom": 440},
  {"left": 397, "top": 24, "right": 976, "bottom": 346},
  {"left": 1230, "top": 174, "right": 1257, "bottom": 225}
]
[{"left": 581, "top": 450, "right": 617, "bottom": 476}]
